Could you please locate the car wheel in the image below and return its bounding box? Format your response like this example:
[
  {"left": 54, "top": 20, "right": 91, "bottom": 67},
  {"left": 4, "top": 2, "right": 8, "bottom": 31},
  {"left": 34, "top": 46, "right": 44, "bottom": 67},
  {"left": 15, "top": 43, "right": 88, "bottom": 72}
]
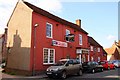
[
  {"left": 48, "top": 75, "right": 53, "bottom": 79},
  {"left": 92, "top": 69, "right": 95, "bottom": 73},
  {"left": 61, "top": 71, "right": 67, "bottom": 79},
  {"left": 77, "top": 69, "right": 82, "bottom": 76},
  {"left": 113, "top": 66, "right": 116, "bottom": 69}
]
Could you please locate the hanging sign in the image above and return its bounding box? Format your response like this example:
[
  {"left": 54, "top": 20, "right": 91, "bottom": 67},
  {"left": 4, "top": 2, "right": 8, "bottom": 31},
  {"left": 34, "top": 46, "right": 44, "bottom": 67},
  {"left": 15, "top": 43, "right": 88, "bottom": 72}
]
[{"left": 52, "top": 40, "right": 68, "bottom": 47}]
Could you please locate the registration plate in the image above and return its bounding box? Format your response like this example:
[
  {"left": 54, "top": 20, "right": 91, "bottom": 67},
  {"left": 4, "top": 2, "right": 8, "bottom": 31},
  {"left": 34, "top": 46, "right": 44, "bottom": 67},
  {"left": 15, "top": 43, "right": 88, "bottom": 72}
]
[{"left": 47, "top": 72, "right": 52, "bottom": 74}]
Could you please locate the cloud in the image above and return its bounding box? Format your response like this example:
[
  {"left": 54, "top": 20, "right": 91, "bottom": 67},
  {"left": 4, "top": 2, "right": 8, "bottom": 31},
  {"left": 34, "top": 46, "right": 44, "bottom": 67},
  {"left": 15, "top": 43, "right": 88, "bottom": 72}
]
[
  {"left": 28, "top": 0, "right": 62, "bottom": 14},
  {"left": 0, "top": 0, "right": 62, "bottom": 34},
  {"left": 107, "top": 35, "right": 116, "bottom": 40},
  {"left": 60, "top": 0, "right": 119, "bottom": 2}
]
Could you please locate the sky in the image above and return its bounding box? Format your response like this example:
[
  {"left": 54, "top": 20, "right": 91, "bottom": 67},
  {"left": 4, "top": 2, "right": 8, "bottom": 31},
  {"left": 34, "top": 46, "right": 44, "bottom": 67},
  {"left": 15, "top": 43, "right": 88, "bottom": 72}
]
[{"left": 0, "top": 0, "right": 119, "bottom": 48}]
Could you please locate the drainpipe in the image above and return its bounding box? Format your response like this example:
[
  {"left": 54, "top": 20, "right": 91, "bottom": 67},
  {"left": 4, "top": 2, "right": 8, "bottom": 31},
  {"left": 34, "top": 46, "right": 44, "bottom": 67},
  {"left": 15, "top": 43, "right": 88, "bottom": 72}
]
[{"left": 88, "top": 50, "right": 90, "bottom": 62}]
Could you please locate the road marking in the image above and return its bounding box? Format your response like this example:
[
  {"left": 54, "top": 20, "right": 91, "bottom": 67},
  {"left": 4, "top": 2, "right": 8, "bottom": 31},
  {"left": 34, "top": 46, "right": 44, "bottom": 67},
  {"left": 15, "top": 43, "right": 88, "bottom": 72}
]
[{"left": 105, "top": 75, "right": 120, "bottom": 78}]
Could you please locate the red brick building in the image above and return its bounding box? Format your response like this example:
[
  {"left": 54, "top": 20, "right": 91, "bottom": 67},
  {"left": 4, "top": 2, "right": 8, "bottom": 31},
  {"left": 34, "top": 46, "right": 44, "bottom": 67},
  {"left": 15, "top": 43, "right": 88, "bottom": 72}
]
[
  {"left": 6, "top": 1, "right": 89, "bottom": 75},
  {"left": 88, "top": 36, "right": 107, "bottom": 62}
]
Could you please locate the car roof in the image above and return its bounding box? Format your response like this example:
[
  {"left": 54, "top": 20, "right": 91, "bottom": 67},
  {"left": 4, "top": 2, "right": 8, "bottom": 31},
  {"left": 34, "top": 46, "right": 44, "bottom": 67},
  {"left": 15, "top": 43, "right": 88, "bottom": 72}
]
[
  {"left": 59, "top": 59, "right": 69, "bottom": 61},
  {"left": 59, "top": 59, "right": 78, "bottom": 62}
]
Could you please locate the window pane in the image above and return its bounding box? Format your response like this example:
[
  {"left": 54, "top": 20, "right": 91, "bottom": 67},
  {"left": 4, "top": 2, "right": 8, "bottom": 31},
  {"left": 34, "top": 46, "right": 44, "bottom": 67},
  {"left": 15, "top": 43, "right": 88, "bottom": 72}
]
[
  {"left": 46, "top": 23, "right": 52, "bottom": 37},
  {"left": 98, "top": 48, "right": 100, "bottom": 52},
  {"left": 66, "top": 29, "right": 70, "bottom": 35},
  {"left": 91, "top": 46, "right": 93, "bottom": 51},
  {"left": 49, "top": 50, "right": 54, "bottom": 63},
  {"left": 79, "top": 34, "right": 82, "bottom": 45},
  {"left": 44, "top": 49, "right": 48, "bottom": 63}
]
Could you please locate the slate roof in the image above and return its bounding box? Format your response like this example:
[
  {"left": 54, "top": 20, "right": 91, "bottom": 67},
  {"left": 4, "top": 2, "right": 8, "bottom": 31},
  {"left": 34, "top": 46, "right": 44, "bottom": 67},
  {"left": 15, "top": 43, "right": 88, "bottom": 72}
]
[
  {"left": 88, "top": 36, "right": 102, "bottom": 47},
  {"left": 23, "top": 1, "right": 88, "bottom": 34}
]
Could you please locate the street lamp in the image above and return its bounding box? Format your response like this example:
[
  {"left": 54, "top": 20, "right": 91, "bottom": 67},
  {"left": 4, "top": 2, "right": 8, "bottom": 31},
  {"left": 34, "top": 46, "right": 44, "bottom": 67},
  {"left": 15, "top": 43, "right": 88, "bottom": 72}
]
[{"left": 32, "top": 23, "right": 39, "bottom": 76}]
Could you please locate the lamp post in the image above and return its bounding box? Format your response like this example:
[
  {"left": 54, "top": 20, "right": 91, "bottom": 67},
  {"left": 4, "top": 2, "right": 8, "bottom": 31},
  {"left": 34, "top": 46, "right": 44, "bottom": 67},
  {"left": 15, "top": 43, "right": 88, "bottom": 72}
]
[{"left": 32, "top": 23, "right": 39, "bottom": 76}]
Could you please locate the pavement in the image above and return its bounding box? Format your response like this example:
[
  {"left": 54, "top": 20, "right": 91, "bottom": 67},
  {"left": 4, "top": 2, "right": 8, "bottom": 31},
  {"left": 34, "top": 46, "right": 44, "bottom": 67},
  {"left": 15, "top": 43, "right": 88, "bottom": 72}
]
[{"left": 0, "top": 67, "right": 48, "bottom": 79}]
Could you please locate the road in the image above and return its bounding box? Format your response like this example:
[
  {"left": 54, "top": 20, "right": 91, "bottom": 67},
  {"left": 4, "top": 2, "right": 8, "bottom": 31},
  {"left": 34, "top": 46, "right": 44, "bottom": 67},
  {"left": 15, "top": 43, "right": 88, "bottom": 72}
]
[
  {"left": 1, "top": 67, "right": 120, "bottom": 80},
  {"left": 44, "top": 68, "right": 120, "bottom": 80}
]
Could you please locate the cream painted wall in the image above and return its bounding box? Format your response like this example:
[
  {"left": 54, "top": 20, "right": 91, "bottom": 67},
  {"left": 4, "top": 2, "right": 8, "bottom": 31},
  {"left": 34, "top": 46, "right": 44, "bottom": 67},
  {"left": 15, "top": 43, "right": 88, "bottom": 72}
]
[
  {"left": 107, "top": 55, "right": 112, "bottom": 61},
  {"left": 7, "top": 1, "right": 33, "bottom": 70}
]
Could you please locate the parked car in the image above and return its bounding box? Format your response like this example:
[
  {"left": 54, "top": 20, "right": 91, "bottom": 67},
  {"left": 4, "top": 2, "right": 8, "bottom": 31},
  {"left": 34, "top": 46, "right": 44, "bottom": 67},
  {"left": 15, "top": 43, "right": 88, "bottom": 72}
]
[
  {"left": 46, "top": 59, "right": 83, "bottom": 79},
  {"left": 99, "top": 61, "right": 115, "bottom": 70},
  {"left": 111, "top": 60, "right": 120, "bottom": 68},
  {"left": 82, "top": 61, "right": 103, "bottom": 73}
]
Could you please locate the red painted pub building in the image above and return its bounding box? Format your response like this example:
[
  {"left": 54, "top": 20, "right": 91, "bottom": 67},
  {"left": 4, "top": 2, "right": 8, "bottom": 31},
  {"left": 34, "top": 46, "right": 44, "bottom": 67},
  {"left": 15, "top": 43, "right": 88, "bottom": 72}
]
[{"left": 6, "top": 1, "right": 106, "bottom": 75}]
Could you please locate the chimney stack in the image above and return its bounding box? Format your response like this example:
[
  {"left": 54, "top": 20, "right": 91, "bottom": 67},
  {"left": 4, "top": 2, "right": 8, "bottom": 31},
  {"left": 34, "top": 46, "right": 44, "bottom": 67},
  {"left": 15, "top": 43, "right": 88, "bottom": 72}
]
[
  {"left": 118, "top": 40, "right": 120, "bottom": 46},
  {"left": 76, "top": 19, "right": 81, "bottom": 28}
]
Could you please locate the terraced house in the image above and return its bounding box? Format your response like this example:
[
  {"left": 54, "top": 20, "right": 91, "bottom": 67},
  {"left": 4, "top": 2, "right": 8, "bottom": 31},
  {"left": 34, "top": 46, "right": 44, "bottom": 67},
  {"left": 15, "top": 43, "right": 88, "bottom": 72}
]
[
  {"left": 88, "top": 36, "right": 107, "bottom": 62},
  {"left": 6, "top": 1, "right": 90, "bottom": 75}
]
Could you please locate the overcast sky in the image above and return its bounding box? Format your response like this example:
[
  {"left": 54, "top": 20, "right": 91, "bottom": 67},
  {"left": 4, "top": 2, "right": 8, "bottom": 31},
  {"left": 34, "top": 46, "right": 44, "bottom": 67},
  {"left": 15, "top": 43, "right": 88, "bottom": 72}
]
[{"left": 0, "top": 0, "right": 119, "bottom": 48}]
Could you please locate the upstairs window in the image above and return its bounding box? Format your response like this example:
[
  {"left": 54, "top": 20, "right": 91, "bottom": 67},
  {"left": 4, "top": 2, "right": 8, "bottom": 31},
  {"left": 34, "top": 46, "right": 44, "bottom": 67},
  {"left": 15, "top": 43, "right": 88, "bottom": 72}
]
[
  {"left": 46, "top": 23, "right": 52, "bottom": 38},
  {"left": 90, "top": 46, "right": 93, "bottom": 51},
  {"left": 94, "top": 48, "right": 97, "bottom": 52},
  {"left": 79, "top": 34, "right": 82, "bottom": 45},
  {"left": 66, "top": 29, "right": 70, "bottom": 36},
  {"left": 98, "top": 48, "right": 100, "bottom": 52},
  {"left": 65, "top": 29, "right": 70, "bottom": 41},
  {"left": 65, "top": 29, "right": 75, "bottom": 42}
]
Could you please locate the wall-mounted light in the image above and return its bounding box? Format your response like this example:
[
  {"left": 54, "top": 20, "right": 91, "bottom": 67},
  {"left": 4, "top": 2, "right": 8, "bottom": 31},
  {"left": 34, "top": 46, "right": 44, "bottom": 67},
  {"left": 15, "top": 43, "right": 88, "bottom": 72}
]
[{"left": 34, "top": 23, "right": 39, "bottom": 27}]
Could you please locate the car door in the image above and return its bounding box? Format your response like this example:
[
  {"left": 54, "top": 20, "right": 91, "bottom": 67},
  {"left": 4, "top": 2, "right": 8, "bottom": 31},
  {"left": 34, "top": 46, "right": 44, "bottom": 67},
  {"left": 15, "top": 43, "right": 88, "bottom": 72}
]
[
  {"left": 66, "top": 60, "right": 74, "bottom": 75},
  {"left": 95, "top": 62, "right": 102, "bottom": 71},
  {"left": 72, "top": 59, "right": 80, "bottom": 74}
]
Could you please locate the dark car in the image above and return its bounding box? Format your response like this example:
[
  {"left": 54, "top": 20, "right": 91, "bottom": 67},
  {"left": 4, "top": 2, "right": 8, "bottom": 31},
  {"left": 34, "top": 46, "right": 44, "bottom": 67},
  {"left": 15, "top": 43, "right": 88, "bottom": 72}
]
[
  {"left": 82, "top": 61, "right": 103, "bottom": 73},
  {"left": 46, "top": 59, "right": 83, "bottom": 79}
]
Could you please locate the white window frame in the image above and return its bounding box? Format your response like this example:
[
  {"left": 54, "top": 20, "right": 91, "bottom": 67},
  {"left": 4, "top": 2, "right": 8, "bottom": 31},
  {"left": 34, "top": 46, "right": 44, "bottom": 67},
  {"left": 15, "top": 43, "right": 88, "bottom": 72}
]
[
  {"left": 65, "top": 29, "right": 70, "bottom": 42},
  {"left": 79, "top": 34, "right": 82, "bottom": 45},
  {"left": 98, "top": 47, "right": 100, "bottom": 52},
  {"left": 90, "top": 46, "right": 93, "bottom": 51},
  {"left": 98, "top": 57, "right": 100, "bottom": 61},
  {"left": 43, "top": 48, "right": 55, "bottom": 64},
  {"left": 46, "top": 22, "right": 53, "bottom": 38},
  {"left": 66, "top": 29, "right": 70, "bottom": 36},
  {"left": 91, "top": 57, "right": 94, "bottom": 61}
]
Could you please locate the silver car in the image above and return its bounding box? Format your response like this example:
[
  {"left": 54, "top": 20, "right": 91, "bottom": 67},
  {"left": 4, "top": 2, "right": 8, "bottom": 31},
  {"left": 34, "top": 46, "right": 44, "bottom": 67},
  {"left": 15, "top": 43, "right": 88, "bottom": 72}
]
[
  {"left": 112, "top": 60, "right": 120, "bottom": 68},
  {"left": 46, "top": 59, "right": 83, "bottom": 79}
]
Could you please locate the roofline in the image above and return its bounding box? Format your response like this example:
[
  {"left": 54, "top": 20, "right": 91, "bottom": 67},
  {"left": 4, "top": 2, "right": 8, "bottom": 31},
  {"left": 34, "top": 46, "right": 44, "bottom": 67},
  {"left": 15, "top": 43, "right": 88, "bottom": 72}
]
[
  {"left": 88, "top": 36, "right": 103, "bottom": 47},
  {"left": 23, "top": 1, "right": 88, "bottom": 34},
  {"left": 7, "top": 1, "right": 19, "bottom": 27}
]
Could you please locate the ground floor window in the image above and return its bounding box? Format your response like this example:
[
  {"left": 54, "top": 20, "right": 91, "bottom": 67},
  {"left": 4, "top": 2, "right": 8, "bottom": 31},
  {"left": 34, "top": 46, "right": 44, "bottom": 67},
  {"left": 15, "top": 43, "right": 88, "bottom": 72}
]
[
  {"left": 98, "top": 57, "right": 100, "bottom": 62},
  {"left": 91, "top": 57, "right": 94, "bottom": 61},
  {"left": 43, "top": 48, "right": 55, "bottom": 64}
]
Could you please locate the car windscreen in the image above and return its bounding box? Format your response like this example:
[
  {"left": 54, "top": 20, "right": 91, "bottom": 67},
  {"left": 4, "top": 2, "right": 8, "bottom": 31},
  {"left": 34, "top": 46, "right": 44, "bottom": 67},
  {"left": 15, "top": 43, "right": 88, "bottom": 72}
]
[
  {"left": 82, "top": 62, "right": 88, "bottom": 66},
  {"left": 54, "top": 61, "right": 67, "bottom": 66},
  {"left": 99, "top": 62, "right": 105, "bottom": 64}
]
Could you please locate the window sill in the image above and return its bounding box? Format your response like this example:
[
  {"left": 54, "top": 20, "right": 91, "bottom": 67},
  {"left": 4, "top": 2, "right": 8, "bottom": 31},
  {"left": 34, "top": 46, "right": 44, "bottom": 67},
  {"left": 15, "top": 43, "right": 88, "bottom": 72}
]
[
  {"left": 46, "top": 36, "right": 53, "bottom": 39},
  {"left": 43, "top": 63, "right": 54, "bottom": 65}
]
